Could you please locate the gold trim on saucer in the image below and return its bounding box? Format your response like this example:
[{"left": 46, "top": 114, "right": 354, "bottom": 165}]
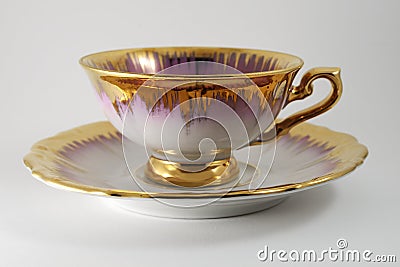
[{"left": 23, "top": 121, "right": 368, "bottom": 199}]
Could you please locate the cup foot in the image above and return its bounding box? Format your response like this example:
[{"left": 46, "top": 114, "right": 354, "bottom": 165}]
[{"left": 144, "top": 156, "right": 240, "bottom": 187}]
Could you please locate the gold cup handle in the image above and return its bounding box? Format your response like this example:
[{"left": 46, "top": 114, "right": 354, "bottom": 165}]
[{"left": 250, "top": 67, "right": 343, "bottom": 146}]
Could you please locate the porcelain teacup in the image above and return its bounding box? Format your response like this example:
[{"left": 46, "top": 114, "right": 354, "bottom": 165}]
[{"left": 80, "top": 47, "right": 342, "bottom": 187}]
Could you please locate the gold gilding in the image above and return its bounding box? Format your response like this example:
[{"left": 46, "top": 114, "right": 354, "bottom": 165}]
[
  {"left": 23, "top": 121, "right": 368, "bottom": 199},
  {"left": 145, "top": 156, "right": 239, "bottom": 187}
]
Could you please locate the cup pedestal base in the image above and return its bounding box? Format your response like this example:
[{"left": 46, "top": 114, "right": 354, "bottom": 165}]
[{"left": 144, "top": 156, "right": 240, "bottom": 187}]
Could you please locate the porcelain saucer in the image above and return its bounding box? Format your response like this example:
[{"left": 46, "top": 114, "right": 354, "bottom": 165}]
[{"left": 24, "top": 122, "right": 367, "bottom": 219}]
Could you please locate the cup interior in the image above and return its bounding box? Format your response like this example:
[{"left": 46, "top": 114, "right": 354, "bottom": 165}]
[{"left": 80, "top": 47, "right": 303, "bottom": 76}]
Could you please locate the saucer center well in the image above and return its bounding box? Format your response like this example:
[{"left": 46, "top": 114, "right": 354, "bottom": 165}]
[{"left": 133, "top": 159, "right": 258, "bottom": 191}]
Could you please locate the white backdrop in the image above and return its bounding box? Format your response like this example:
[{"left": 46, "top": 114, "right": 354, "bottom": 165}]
[{"left": 1, "top": 0, "right": 399, "bottom": 266}]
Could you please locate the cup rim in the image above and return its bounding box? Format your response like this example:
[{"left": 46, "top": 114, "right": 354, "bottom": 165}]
[{"left": 79, "top": 46, "right": 304, "bottom": 79}]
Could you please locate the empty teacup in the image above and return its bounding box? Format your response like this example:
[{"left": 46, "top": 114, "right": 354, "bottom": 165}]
[{"left": 80, "top": 47, "right": 342, "bottom": 187}]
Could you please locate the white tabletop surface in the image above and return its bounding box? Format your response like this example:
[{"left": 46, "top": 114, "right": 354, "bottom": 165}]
[{"left": 1, "top": 0, "right": 399, "bottom": 266}]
